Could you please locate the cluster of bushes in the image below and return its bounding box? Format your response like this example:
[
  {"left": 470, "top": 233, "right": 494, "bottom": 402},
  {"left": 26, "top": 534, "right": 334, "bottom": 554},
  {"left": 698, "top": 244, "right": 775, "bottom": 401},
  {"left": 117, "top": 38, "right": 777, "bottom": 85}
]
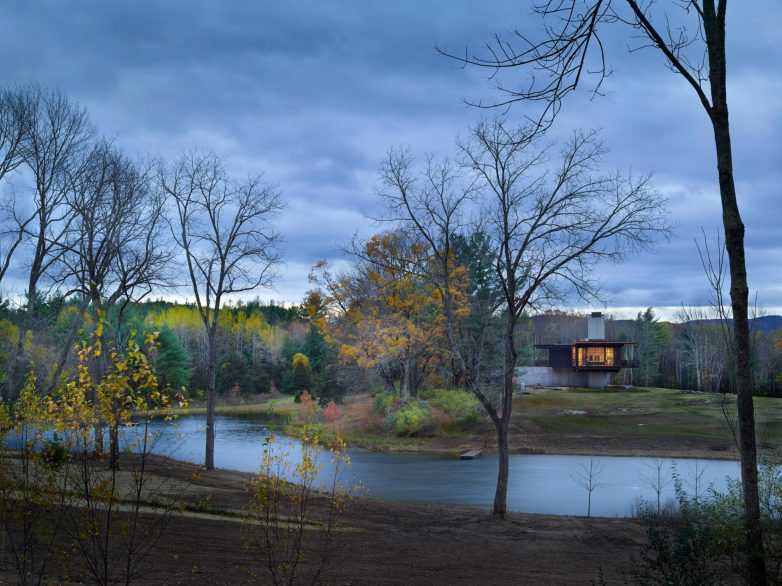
[
  {"left": 634, "top": 463, "right": 782, "bottom": 584},
  {"left": 422, "top": 388, "right": 484, "bottom": 429},
  {"left": 389, "top": 402, "right": 436, "bottom": 436},
  {"left": 372, "top": 392, "right": 434, "bottom": 436},
  {"left": 372, "top": 388, "right": 484, "bottom": 437}
]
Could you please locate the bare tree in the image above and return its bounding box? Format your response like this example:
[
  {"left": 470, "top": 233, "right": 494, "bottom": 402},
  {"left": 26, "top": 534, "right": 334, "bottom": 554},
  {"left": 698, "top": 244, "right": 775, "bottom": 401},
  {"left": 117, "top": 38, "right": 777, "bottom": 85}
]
[
  {"left": 571, "top": 458, "right": 604, "bottom": 517},
  {"left": 639, "top": 457, "right": 672, "bottom": 515},
  {"left": 676, "top": 305, "right": 727, "bottom": 393},
  {"left": 55, "top": 141, "right": 173, "bottom": 463},
  {"left": 9, "top": 86, "right": 93, "bottom": 396},
  {"left": 19, "top": 86, "right": 93, "bottom": 314},
  {"left": 0, "top": 88, "right": 33, "bottom": 286},
  {"left": 382, "top": 119, "right": 670, "bottom": 516},
  {"left": 447, "top": 2, "right": 767, "bottom": 580},
  {"left": 161, "top": 151, "right": 282, "bottom": 469},
  {"left": 464, "top": 120, "right": 668, "bottom": 516},
  {"left": 59, "top": 142, "right": 171, "bottom": 325}
]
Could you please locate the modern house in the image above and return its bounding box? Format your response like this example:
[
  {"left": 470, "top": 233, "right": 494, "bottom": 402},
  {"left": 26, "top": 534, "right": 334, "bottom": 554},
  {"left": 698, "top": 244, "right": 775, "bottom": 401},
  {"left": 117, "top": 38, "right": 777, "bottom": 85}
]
[{"left": 518, "top": 312, "right": 638, "bottom": 388}]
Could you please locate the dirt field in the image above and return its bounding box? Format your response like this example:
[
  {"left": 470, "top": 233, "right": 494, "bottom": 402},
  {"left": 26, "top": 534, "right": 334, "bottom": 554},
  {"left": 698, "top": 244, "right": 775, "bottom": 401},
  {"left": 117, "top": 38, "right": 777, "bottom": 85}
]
[
  {"left": 79, "top": 456, "right": 648, "bottom": 585},
  {"left": 0, "top": 453, "right": 648, "bottom": 585}
]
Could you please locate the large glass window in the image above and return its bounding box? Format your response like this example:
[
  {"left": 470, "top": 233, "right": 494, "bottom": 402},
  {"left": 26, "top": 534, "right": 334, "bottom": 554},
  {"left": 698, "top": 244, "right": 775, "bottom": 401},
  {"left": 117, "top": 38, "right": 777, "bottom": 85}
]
[
  {"left": 573, "top": 346, "right": 617, "bottom": 367},
  {"left": 585, "top": 347, "right": 605, "bottom": 364}
]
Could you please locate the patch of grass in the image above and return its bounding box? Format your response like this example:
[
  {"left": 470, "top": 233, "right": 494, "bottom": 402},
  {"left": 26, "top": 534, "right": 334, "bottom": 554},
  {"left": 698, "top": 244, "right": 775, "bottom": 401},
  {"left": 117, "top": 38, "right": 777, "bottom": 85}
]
[
  {"left": 517, "top": 386, "right": 766, "bottom": 445},
  {"left": 159, "top": 396, "right": 298, "bottom": 418}
]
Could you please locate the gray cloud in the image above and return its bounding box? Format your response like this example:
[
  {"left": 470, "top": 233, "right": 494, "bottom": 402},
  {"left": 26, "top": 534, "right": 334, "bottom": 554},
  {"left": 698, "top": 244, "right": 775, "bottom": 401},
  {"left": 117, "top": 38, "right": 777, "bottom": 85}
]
[{"left": 0, "top": 1, "right": 779, "bottom": 315}]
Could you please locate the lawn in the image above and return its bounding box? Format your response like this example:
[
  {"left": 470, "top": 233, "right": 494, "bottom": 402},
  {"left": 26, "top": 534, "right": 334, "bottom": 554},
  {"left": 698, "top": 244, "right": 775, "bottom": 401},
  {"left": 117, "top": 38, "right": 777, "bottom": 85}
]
[{"left": 514, "top": 386, "right": 782, "bottom": 460}]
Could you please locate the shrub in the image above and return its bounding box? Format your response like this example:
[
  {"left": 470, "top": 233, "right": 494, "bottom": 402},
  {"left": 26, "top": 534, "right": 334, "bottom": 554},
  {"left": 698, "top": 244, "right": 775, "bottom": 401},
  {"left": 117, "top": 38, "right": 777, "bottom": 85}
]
[
  {"left": 429, "top": 389, "right": 483, "bottom": 429},
  {"left": 388, "top": 401, "right": 435, "bottom": 437},
  {"left": 635, "top": 488, "right": 727, "bottom": 585},
  {"left": 40, "top": 433, "right": 68, "bottom": 470},
  {"left": 372, "top": 391, "right": 402, "bottom": 415},
  {"left": 248, "top": 418, "right": 354, "bottom": 585},
  {"left": 634, "top": 463, "right": 782, "bottom": 584},
  {"left": 323, "top": 400, "right": 339, "bottom": 423},
  {"left": 417, "top": 388, "right": 437, "bottom": 400}
]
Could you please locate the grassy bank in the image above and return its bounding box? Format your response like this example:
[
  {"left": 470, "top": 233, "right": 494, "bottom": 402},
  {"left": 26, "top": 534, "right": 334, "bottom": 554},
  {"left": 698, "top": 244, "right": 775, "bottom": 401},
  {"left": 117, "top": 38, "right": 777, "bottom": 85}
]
[
  {"left": 162, "top": 394, "right": 298, "bottom": 418},
  {"left": 163, "top": 386, "right": 782, "bottom": 461},
  {"left": 519, "top": 387, "right": 782, "bottom": 446},
  {"left": 508, "top": 386, "right": 782, "bottom": 462}
]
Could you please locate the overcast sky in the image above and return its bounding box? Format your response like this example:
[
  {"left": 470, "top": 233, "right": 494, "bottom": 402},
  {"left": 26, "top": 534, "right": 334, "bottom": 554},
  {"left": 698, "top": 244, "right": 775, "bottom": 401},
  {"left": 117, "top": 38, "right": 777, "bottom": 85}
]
[{"left": 1, "top": 1, "right": 779, "bottom": 320}]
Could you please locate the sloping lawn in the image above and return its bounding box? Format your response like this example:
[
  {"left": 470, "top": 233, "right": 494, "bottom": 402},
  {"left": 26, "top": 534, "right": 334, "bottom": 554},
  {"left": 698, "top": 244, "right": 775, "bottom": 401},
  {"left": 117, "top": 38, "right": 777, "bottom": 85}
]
[{"left": 515, "top": 387, "right": 782, "bottom": 459}]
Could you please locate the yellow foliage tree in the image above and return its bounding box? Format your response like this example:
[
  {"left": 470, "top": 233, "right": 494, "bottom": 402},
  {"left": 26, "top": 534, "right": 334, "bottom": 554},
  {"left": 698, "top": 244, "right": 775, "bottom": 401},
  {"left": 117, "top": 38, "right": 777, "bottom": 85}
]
[
  {"left": 0, "top": 329, "right": 187, "bottom": 584},
  {"left": 312, "top": 231, "right": 470, "bottom": 399}
]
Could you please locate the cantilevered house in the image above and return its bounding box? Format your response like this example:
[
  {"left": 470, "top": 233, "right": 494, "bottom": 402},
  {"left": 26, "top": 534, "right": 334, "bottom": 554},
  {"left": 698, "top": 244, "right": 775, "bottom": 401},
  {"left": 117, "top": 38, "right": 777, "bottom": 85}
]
[{"left": 519, "top": 312, "right": 638, "bottom": 388}]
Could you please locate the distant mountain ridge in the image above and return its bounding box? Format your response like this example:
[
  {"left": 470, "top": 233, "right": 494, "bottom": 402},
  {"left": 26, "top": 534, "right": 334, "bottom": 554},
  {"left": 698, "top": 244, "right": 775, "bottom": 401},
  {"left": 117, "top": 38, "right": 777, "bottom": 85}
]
[
  {"left": 688, "top": 315, "right": 782, "bottom": 334},
  {"left": 528, "top": 313, "right": 782, "bottom": 344}
]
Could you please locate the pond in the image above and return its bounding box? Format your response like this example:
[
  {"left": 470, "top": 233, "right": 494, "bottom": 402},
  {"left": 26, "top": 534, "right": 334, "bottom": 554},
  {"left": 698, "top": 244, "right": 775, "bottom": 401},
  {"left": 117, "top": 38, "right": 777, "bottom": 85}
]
[{"left": 135, "top": 414, "right": 741, "bottom": 517}]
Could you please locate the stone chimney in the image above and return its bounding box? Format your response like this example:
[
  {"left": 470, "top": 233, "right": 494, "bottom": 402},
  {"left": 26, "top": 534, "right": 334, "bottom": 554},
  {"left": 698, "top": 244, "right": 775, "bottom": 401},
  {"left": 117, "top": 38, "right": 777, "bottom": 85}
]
[{"left": 587, "top": 311, "right": 605, "bottom": 340}]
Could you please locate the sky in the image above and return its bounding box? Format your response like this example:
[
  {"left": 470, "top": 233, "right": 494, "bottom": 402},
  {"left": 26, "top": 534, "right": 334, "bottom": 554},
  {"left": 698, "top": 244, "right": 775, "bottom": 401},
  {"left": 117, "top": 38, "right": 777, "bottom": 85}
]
[{"left": 0, "top": 1, "right": 779, "bottom": 321}]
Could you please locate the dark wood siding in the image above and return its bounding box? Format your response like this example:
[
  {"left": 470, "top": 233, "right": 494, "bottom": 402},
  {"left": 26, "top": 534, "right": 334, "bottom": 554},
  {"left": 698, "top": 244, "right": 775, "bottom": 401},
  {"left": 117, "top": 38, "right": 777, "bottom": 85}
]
[{"left": 549, "top": 346, "right": 572, "bottom": 368}]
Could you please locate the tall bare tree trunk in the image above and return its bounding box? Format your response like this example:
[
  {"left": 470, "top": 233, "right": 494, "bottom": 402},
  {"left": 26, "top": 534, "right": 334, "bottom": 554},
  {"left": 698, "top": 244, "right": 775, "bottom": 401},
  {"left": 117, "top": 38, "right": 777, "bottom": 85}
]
[
  {"left": 205, "top": 331, "right": 218, "bottom": 470},
  {"left": 713, "top": 104, "right": 765, "bottom": 586},
  {"left": 493, "top": 422, "right": 509, "bottom": 516},
  {"left": 703, "top": 6, "right": 766, "bottom": 582},
  {"left": 714, "top": 115, "right": 765, "bottom": 585},
  {"left": 493, "top": 317, "right": 517, "bottom": 517}
]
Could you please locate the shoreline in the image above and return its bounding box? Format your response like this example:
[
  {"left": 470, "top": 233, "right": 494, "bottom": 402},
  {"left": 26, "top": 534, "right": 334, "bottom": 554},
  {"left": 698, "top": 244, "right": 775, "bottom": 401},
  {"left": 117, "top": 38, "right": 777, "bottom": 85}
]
[{"left": 160, "top": 387, "right": 781, "bottom": 464}]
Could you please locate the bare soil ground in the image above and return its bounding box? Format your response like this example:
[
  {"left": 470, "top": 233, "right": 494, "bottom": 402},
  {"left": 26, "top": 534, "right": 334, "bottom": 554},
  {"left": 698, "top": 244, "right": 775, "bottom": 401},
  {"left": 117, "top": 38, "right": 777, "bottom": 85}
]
[{"left": 93, "top": 456, "right": 648, "bottom": 585}]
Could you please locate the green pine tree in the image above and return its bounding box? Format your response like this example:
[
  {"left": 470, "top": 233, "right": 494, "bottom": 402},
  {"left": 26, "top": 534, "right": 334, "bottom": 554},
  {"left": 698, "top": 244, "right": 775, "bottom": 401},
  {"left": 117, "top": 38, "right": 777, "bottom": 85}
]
[
  {"left": 635, "top": 308, "right": 664, "bottom": 387},
  {"left": 154, "top": 326, "right": 192, "bottom": 391}
]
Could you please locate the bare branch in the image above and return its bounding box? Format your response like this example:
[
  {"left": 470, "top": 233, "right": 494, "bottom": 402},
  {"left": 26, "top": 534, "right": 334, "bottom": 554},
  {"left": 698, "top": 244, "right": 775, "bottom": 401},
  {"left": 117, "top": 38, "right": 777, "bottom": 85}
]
[
  {"left": 441, "top": 1, "right": 715, "bottom": 127},
  {"left": 159, "top": 149, "right": 284, "bottom": 469}
]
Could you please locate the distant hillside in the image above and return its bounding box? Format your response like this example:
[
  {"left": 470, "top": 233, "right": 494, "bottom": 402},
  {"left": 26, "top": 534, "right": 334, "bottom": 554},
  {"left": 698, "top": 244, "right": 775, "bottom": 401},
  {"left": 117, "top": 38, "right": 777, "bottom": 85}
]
[
  {"left": 689, "top": 315, "right": 782, "bottom": 334},
  {"left": 530, "top": 312, "right": 782, "bottom": 343}
]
